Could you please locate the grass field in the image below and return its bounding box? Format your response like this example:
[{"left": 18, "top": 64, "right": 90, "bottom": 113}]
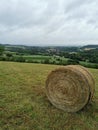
[
  {"left": 22, "top": 55, "right": 50, "bottom": 61},
  {"left": 0, "top": 61, "right": 98, "bottom": 130},
  {"left": 14, "top": 54, "right": 68, "bottom": 64}
]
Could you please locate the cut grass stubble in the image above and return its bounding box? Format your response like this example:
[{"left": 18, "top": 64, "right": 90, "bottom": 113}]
[{"left": 0, "top": 61, "right": 98, "bottom": 130}]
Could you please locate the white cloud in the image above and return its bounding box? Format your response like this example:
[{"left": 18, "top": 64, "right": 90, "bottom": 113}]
[{"left": 0, "top": 0, "right": 98, "bottom": 46}]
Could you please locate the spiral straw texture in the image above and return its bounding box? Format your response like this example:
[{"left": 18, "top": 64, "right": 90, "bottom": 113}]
[{"left": 46, "top": 65, "right": 95, "bottom": 112}]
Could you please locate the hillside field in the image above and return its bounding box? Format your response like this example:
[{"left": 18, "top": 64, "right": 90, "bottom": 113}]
[{"left": 0, "top": 61, "right": 98, "bottom": 130}]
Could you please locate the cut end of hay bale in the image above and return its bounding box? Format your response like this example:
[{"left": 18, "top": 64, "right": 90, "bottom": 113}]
[{"left": 45, "top": 65, "right": 95, "bottom": 112}]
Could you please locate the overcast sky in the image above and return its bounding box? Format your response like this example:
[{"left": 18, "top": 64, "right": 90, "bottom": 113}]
[{"left": 0, "top": 0, "right": 98, "bottom": 46}]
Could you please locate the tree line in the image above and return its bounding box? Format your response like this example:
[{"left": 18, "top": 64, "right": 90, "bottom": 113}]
[{"left": 0, "top": 44, "right": 98, "bottom": 69}]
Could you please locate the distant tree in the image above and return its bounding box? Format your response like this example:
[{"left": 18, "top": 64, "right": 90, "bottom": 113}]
[
  {"left": 6, "top": 53, "right": 13, "bottom": 57},
  {"left": 14, "top": 56, "right": 25, "bottom": 62},
  {"left": 67, "top": 59, "right": 79, "bottom": 65},
  {"left": 44, "top": 59, "right": 50, "bottom": 64},
  {"left": 0, "top": 45, "right": 4, "bottom": 55}
]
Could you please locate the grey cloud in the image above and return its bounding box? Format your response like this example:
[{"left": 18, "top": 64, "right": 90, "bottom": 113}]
[
  {"left": 0, "top": 0, "right": 46, "bottom": 27},
  {"left": 62, "top": 0, "right": 98, "bottom": 30},
  {"left": 0, "top": 0, "right": 98, "bottom": 45},
  {"left": 64, "top": 0, "right": 92, "bottom": 13}
]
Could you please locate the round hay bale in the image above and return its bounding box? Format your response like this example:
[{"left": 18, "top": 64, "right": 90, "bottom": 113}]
[{"left": 46, "top": 65, "right": 95, "bottom": 112}]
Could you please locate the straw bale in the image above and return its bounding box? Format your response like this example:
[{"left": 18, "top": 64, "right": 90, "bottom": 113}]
[{"left": 46, "top": 65, "right": 95, "bottom": 112}]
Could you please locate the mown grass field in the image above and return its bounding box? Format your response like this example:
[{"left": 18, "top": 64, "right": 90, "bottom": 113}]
[{"left": 0, "top": 61, "right": 98, "bottom": 130}]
